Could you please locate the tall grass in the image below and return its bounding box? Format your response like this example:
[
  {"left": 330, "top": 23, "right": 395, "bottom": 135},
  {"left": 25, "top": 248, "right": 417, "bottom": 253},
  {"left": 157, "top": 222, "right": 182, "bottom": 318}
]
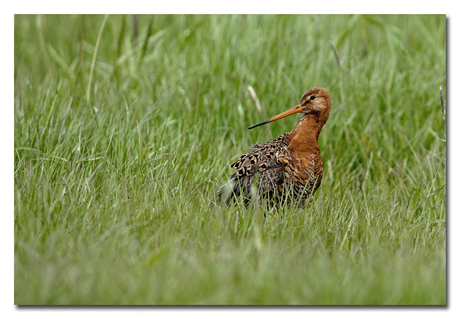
[{"left": 14, "top": 14, "right": 446, "bottom": 305}]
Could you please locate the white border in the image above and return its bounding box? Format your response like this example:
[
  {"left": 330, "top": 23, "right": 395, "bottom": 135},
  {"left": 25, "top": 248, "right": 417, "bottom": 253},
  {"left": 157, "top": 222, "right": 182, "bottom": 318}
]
[{"left": 3, "top": 1, "right": 457, "bottom": 318}]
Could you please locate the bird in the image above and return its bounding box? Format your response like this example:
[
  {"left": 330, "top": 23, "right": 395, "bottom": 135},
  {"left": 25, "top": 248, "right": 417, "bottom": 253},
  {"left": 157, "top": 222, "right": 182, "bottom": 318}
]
[{"left": 218, "top": 87, "right": 331, "bottom": 206}]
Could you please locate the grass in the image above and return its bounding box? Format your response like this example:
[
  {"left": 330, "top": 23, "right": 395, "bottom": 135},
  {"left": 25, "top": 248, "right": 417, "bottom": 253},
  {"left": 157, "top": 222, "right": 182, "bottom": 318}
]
[{"left": 14, "top": 14, "right": 446, "bottom": 305}]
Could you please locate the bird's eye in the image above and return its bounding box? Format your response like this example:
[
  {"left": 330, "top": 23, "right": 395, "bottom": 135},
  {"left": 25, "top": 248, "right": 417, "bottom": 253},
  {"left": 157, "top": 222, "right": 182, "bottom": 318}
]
[{"left": 310, "top": 96, "right": 316, "bottom": 100}]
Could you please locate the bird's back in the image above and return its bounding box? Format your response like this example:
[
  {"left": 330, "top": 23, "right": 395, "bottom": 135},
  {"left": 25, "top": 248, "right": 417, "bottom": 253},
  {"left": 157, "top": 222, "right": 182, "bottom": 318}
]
[{"left": 218, "top": 133, "right": 292, "bottom": 204}]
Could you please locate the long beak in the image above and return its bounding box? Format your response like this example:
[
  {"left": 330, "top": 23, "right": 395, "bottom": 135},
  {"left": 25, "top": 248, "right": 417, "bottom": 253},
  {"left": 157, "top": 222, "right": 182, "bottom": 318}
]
[{"left": 248, "top": 104, "right": 304, "bottom": 129}]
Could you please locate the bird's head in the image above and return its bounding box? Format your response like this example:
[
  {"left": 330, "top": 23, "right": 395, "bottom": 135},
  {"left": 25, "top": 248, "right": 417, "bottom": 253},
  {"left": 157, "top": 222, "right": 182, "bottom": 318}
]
[{"left": 248, "top": 87, "right": 331, "bottom": 129}]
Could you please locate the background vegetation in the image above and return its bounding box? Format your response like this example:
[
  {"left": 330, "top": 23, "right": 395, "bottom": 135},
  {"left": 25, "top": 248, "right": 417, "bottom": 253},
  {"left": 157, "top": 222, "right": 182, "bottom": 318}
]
[{"left": 14, "top": 14, "right": 446, "bottom": 305}]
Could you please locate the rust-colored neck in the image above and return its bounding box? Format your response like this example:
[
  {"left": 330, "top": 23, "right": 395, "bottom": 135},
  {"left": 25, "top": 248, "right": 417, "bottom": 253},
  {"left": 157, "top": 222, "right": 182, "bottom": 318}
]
[{"left": 287, "top": 113, "right": 326, "bottom": 153}]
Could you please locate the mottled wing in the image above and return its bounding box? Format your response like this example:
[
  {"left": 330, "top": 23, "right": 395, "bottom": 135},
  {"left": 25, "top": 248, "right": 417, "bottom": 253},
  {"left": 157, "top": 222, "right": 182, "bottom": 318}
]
[{"left": 218, "top": 133, "right": 291, "bottom": 203}]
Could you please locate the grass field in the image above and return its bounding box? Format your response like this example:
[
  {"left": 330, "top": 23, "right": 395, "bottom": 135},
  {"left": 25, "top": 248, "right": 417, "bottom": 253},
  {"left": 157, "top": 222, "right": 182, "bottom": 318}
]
[{"left": 14, "top": 14, "right": 446, "bottom": 305}]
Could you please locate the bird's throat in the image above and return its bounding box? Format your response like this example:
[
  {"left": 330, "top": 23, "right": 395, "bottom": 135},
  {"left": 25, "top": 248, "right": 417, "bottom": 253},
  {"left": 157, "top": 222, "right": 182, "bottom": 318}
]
[{"left": 287, "top": 114, "right": 323, "bottom": 153}]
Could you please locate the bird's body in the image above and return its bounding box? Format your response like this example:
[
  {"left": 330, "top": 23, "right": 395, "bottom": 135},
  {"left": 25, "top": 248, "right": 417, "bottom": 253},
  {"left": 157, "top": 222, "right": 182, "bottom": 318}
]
[{"left": 218, "top": 87, "right": 331, "bottom": 206}]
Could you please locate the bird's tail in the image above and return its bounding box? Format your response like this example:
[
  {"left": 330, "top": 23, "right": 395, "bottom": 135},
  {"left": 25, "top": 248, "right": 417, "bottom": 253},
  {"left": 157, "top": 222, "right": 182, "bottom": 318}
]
[{"left": 217, "top": 178, "right": 236, "bottom": 204}]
